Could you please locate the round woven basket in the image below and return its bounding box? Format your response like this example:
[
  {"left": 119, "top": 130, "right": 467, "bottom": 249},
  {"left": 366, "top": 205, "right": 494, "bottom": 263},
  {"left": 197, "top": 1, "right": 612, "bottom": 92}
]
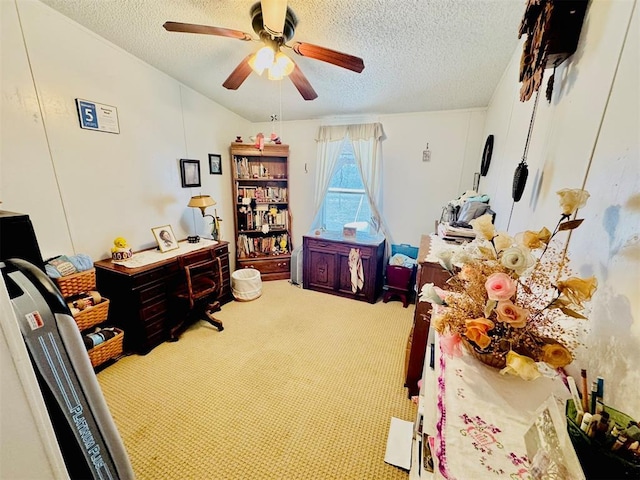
[{"left": 461, "top": 338, "right": 508, "bottom": 369}]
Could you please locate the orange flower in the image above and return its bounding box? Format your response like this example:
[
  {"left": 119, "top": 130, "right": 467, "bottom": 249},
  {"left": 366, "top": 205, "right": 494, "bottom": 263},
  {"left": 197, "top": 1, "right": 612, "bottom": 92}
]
[
  {"left": 496, "top": 300, "right": 529, "bottom": 328},
  {"left": 541, "top": 342, "right": 573, "bottom": 368},
  {"left": 465, "top": 318, "right": 495, "bottom": 349}
]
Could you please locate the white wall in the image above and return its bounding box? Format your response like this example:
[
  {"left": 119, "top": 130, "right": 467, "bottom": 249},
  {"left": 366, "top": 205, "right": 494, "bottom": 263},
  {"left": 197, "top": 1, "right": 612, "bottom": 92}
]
[
  {"left": 480, "top": 0, "right": 639, "bottom": 416},
  {"left": 1, "top": 0, "right": 249, "bottom": 262},
  {"left": 251, "top": 109, "right": 486, "bottom": 249}
]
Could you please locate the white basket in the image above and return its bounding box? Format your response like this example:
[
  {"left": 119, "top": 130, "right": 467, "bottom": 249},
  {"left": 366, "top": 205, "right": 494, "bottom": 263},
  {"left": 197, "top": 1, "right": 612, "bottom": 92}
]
[{"left": 231, "top": 268, "right": 262, "bottom": 301}]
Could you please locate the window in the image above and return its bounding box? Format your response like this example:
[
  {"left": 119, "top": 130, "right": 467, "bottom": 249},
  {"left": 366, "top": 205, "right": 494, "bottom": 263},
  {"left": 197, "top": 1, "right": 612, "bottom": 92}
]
[{"left": 321, "top": 143, "right": 372, "bottom": 232}]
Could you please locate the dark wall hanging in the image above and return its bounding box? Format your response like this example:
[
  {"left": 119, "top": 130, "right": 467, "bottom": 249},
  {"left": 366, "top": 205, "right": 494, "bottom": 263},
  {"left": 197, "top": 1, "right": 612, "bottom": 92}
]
[
  {"left": 512, "top": 90, "right": 541, "bottom": 203},
  {"left": 518, "top": 0, "right": 588, "bottom": 102},
  {"left": 480, "top": 135, "right": 494, "bottom": 176}
]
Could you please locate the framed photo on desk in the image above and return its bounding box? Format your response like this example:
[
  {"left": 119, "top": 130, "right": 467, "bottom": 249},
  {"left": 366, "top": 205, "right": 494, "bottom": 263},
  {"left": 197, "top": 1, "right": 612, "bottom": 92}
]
[{"left": 152, "top": 225, "right": 179, "bottom": 252}]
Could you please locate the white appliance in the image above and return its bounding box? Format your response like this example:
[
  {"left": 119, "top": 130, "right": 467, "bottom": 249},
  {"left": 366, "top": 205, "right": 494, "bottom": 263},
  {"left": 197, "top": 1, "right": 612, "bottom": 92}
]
[
  {"left": 1, "top": 258, "right": 134, "bottom": 479},
  {"left": 290, "top": 245, "right": 303, "bottom": 286}
]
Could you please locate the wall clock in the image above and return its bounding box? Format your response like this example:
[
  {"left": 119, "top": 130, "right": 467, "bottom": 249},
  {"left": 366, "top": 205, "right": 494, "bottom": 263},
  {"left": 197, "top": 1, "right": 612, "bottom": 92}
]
[
  {"left": 480, "top": 135, "right": 494, "bottom": 176},
  {"left": 518, "top": 0, "right": 588, "bottom": 102}
]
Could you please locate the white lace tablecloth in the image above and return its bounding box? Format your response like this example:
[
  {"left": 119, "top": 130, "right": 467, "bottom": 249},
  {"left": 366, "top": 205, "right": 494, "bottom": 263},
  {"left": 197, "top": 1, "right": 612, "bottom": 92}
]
[
  {"left": 434, "top": 343, "right": 569, "bottom": 479},
  {"left": 112, "top": 239, "right": 218, "bottom": 268}
]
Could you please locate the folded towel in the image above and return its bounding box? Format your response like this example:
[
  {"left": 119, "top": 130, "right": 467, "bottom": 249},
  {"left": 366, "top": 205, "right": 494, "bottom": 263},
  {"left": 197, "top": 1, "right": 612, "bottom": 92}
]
[
  {"left": 69, "top": 253, "right": 93, "bottom": 272},
  {"left": 46, "top": 253, "right": 94, "bottom": 278}
]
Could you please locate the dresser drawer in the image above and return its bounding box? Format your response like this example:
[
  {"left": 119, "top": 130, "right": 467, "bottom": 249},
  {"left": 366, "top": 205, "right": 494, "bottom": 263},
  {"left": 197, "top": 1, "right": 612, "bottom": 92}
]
[
  {"left": 140, "top": 299, "right": 167, "bottom": 321},
  {"left": 238, "top": 257, "right": 290, "bottom": 274},
  {"left": 138, "top": 282, "right": 166, "bottom": 304},
  {"left": 133, "top": 266, "right": 166, "bottom": 288}
]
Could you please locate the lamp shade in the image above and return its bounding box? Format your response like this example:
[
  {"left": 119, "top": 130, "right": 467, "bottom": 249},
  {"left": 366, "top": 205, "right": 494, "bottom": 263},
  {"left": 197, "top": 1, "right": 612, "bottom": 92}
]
[{"left": 188, "top": 195, "right": 216, "bottom": 215}]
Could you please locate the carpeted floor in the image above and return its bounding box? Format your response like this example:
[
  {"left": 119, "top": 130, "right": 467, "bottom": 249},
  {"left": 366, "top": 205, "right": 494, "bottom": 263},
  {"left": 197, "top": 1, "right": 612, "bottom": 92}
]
[{"left": 97, "top": 280, "right": 416, "bottom": 479}]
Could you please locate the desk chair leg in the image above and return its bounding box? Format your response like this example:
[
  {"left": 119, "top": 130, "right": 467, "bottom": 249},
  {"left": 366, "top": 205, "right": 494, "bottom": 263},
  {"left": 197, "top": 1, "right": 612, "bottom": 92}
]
[{"left": 205, "top": 301, "right": 224, "bottom": 332}]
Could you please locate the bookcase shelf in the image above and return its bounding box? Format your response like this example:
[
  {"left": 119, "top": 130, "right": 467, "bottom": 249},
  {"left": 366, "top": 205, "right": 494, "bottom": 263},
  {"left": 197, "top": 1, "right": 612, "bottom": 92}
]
[{"left": 230, "top": 143, "right": 292, "bottom": 281}]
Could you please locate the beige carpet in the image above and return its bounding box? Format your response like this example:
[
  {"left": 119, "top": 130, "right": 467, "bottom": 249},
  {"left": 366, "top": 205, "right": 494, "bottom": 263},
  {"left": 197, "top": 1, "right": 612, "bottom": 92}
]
[{"left": 97, "top": 280, "right": 417, "bottom": 479}]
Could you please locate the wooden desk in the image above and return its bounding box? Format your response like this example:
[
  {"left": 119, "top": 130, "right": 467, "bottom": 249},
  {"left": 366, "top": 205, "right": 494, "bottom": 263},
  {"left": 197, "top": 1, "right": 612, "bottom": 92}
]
[
  {"left": 404, "top": 235, "right": 449, "bottom": 397},
  {"left": 94, "top": 241, "right": 231, "bottom": 354}
]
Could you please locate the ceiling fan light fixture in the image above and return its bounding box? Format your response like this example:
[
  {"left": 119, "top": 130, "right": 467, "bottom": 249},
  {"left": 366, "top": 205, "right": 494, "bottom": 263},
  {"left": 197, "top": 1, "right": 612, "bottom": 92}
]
[
  {"left": 269, "top": 52, "right": 294, "bottom": 79},
  {"left": 249, "top": 46, "right": 275, "bottom": 75}
]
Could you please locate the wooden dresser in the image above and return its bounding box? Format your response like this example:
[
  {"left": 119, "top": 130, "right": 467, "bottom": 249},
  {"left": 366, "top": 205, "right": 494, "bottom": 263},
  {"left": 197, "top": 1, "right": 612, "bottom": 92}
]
[
  {"left": 404, "top": 235, "right": 449, "bottom": 397},
  {"left": 302, "top": 232, "right": 385, "bottom": 303},
  {"left": 94, "top": 241, "right": 231, "bottom": 354}
]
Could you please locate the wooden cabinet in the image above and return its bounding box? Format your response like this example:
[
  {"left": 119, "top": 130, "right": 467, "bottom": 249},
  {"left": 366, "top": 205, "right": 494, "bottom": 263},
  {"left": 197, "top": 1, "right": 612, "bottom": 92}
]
[
  {"left": 94, "top": 241, "right": 231, "bottom": 354},
  {"left": 302, "top": 232, "right": 385, "bottom": 303},
  {"left": 230, "top": 143, "right": 292, "bottom": 281},
  {"left": 405, "top": 235, "right": 450, "bottom": 397}
]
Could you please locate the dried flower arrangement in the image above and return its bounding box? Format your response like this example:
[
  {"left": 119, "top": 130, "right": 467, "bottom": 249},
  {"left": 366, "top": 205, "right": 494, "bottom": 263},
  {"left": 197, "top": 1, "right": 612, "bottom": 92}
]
[{"left": 421, "top": 189, "right": 596, "bottom": 380}]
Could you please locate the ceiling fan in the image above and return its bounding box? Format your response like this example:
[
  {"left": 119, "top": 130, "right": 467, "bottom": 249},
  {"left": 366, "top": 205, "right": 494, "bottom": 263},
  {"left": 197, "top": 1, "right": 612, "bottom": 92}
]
[{"left": 163, "top": 0, "right": 365, "bottom": 101}]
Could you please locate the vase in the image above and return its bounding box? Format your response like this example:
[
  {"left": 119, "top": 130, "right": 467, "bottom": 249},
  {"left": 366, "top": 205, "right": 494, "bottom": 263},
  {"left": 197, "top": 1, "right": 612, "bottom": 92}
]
[{"left": 461, "top": 338, "right": 508, "bottom": 369}]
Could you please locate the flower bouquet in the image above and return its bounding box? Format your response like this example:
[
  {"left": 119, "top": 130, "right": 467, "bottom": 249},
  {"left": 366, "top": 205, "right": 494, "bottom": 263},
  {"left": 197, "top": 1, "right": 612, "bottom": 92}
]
[{"left": 421, "top": 189, "right": 597, "bottom": 380}]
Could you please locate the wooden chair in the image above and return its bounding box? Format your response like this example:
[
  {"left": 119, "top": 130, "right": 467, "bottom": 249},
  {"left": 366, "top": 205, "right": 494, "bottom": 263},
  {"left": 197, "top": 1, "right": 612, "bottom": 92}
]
[{"left": 170, "top": 249, "right": 224, "bottom": 341}]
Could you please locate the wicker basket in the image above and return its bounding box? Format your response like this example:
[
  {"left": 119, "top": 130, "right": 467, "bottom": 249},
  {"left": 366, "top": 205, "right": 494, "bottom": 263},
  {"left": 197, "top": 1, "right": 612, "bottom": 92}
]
[
  {"left": 55, "top": 269, "right": 96, "bottom": 297},
  {"left": 88, "top": 328, "right": 123, "bottom": 368},
  {"left": 73, "top": 299, "right": 110, "bottom": 331},
  {"left": 461, "top": 337, "right": 508, "bottom": 369}
]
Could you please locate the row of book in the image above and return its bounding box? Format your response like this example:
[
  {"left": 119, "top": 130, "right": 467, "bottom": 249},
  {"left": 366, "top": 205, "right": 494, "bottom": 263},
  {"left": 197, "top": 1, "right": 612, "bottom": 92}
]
[
  {"left": 238, "top": 186, "right": 287, "bottom": 203},
  {"left": 237, "top": 233, "right": 290, "bottom": 257},
  {"left": 234, "top": 157, "right": 286, "bottom": 179},
  {"left": 238, "top": 207, "right": 289, "bottom": 231}
]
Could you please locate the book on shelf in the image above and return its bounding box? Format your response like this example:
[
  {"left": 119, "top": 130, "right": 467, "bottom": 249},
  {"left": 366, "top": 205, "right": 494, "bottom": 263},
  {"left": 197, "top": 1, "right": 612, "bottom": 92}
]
[{"left": 237, "top": 233, "right": 289, "bottom": 257}]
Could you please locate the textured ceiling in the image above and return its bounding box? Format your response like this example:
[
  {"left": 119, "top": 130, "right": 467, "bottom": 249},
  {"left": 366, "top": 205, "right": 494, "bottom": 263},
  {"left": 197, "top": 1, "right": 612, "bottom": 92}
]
[{"left": 38, "top": 0, "right": 525, "bottom": 122}]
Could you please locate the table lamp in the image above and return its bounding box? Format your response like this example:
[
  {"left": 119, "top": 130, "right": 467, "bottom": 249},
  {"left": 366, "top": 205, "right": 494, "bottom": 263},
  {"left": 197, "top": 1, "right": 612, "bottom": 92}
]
[{"left": 187, "top": 195, "right": 221, "bottom": 241}]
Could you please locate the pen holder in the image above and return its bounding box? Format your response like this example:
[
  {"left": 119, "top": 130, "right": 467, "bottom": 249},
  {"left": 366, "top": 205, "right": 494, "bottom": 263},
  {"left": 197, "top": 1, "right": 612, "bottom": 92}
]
[{"left": 566, "top": 399, "right": 640, "bottom": 479}]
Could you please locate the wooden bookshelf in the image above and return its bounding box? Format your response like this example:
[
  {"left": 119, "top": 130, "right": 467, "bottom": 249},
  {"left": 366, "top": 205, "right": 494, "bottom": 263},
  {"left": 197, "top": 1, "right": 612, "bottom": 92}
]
[{"left": 229, "top": 143, "right": 292, "bottom": 281}]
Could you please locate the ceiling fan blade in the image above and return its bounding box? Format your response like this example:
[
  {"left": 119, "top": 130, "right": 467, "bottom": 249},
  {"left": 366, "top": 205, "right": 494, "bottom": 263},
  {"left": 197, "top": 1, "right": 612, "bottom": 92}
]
[
  {"left": 261, "top": 0, "right": 287, "bottom": 37},
  {"left": 291, "top": 42, "right": 364, "bottom": 73},
  {"left": 222, "top": 55, "right": 254, "bottom": 90},
  {"left": 163, "top": 21, "right": 252, "bottom": 41},
  {"left": 288, "top": 63, "right": 318, "bottom": 101}
]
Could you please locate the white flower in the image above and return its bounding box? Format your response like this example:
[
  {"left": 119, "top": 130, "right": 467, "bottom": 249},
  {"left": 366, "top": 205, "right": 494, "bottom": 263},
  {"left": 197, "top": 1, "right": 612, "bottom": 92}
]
[
  {"left": 436, "top": 249, "right": 455, "bottom": 272},
  {"left": 500, "top": 246, "right": 535, "bottom": 275},
  {"left": 419, "top": 283, "right": 445, "bottom": 305}
]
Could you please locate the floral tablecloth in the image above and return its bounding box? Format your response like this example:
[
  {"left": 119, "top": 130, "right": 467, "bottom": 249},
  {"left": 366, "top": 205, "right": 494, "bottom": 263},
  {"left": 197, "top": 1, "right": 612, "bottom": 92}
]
[{"left": 434, "top": 342, "right": 569, "bottom": 479}]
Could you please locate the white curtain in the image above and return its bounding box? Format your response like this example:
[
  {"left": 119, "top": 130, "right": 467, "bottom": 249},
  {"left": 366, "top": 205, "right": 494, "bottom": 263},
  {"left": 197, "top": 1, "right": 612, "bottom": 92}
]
[{"left": 311, "top": 123, "right": 390, "bottom": 248}]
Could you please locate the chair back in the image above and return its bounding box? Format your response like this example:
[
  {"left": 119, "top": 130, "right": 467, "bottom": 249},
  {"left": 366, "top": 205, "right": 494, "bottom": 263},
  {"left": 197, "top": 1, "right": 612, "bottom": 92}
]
[{"left": 177, "top": 249, "right": 222, "bottom": 309}]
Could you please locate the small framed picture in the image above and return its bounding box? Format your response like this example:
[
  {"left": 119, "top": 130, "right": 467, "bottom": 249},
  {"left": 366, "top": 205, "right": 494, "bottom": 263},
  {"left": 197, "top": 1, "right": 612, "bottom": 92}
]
[
  {"left": 209, "top": 154, "right": 222, "bottom": 175},
  {"left": 473, "top": 172, "right": 481, "bottom": 192},
  {"left": 180, "top": 159, "right": 201, "bottom": 187},
  {"left": 151, "top": 225, "right": 179, "bottom": 252}
]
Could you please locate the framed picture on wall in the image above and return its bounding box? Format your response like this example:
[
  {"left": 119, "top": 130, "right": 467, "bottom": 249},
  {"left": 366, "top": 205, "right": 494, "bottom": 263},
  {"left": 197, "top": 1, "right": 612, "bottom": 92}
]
[
  {"left": 209, "top": 154, "right": 222, "bottom": 175},
  {"left": 151, "top": 224, "right": 179, "bottom": 252},
  {"left": 180, "top": 159, "right": 201, "bottom": 188}
]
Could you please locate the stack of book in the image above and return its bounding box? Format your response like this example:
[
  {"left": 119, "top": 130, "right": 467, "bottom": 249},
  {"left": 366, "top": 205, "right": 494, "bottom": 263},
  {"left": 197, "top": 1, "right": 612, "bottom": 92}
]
[{"left": 437, "top": 222, "right": 476, "bottom": 244}]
